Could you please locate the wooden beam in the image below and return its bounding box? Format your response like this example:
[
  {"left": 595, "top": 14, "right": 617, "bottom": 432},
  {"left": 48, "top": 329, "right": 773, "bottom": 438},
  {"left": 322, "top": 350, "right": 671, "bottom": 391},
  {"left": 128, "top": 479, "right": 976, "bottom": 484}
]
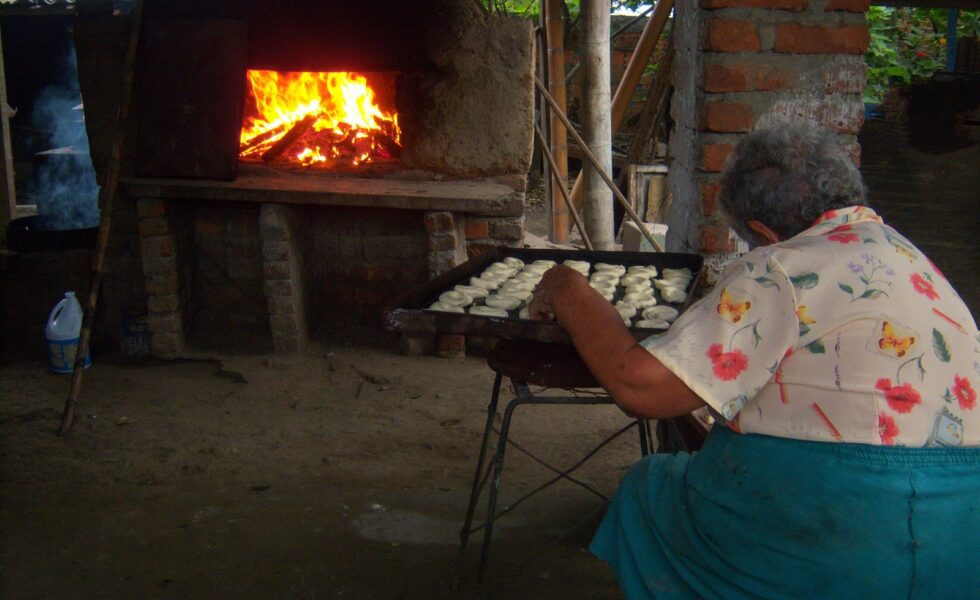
[
  {"left": 567, "top": 0, "right": 673, "bottom": 223},
  {"left": 544, "top": 0, "right": 570, "bottom": 243},
  {"left": 120, "top": 172, "right": 525, "bottom": 216}
]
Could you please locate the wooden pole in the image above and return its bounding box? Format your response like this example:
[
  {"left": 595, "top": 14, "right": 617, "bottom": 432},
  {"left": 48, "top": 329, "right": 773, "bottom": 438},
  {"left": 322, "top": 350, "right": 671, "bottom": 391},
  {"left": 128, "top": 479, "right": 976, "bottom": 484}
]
[
  {"left": 567, "top": 0, "right": 673, "bottom": 221},
  {"left": 0, "top": 25, "right": 16, "bottom": 242},
  {"left": 580, "top": 0, "right": 614, "bottom": 249},
  {"left": 59, "top": 0, "right": 145, "bottom": 436},
  {"left": 617, "top": 42, "right": 674, "bottom": 190},
  {"left": 533, "top": 122, "right": 593, "bottom": 251},
  {"left": 535, "top": 76, "right": 664, "bottom": 253},
  {"left": 543, "top": 0, "right": 569, "bottom": 243}
]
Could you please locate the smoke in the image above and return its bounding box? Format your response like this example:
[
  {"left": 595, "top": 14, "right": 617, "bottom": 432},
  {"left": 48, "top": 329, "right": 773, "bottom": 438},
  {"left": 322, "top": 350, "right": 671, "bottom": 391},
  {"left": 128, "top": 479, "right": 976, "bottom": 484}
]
[{"left": 30, "top": 47, "right": 100, "bottom": 231}]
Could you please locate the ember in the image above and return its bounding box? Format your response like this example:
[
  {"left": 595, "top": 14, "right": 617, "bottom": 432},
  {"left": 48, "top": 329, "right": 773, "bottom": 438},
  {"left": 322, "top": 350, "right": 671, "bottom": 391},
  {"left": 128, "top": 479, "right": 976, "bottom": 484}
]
[{"left": 239, "top": 70, "right": 401, "bottom": 167}]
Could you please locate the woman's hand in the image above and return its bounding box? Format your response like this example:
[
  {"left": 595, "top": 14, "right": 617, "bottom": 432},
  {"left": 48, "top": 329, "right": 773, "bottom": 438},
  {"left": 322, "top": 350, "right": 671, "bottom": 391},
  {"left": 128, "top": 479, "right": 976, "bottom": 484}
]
[{"left": 528, "top": 265, "right": 582, "bottom": 322}]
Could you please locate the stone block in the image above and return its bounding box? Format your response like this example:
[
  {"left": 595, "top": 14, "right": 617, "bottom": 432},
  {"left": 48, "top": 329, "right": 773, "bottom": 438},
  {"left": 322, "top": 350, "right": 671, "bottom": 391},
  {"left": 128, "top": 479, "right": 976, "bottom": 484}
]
[
  {"left": 399, "top": 334, "right": 436, "bottom": 356},
  {"left": 142, "top": 256, "right": 178, "bottom": 277},
  {"left": 136, "top": 198, "right": 167, "bottom": 218},
  {"left": 436, "top": 334, "right": 466, "bottom": 359},
  {"left": 266, "top": 294, "right": 297, "bottom": 316},
  {"left": 701, "top": 101, "right": 754, "bottom": 132},
  {"left": 704, "top": 20, "right": 761, "bottom": 53},
  {"left": 138, "top": 216, "right": 171, "bottom": 238},
  {"left": 428, "top": 230, "right": 460, "bottom": 252},
  {"left": 259, "top": 204, "right": 293, "bottom": 241},
  {"left": 428, "top": 250, "right": 459, "bottom": 277},
  {"left": 269, "top": 314, "right": 299, "bottom": 337},
  {"left": 145, "top": 275, "right": 179, "bottom": 296},
  {"left": 423, "top": 211, "right": 454, "bottom": 233},
  {"left": 262, "top": 241, "right": 291, "bottom": 263},
  {"left": 147, "top": 294, "right": 181, "bottom": 313},
  {"left": 150, "top": 330, "right": 184, "bottom": 359},
  {"left": 263, "top": 260, "right": 291, "bottom": 281},
  {"left": 264, "top": 279, "right": 294, "bottom": 297},
  {"left": 489, "top": 217, "right": 524, "bottom": 241},
  {"left": 774, "top": 24, "right": 869, "bottom": 55},
  {"left": 140, "top": 234, "right": 175, "bottom": 258},
  {"left": 149, "top": 311, "right": 183, "bottom": 334}
]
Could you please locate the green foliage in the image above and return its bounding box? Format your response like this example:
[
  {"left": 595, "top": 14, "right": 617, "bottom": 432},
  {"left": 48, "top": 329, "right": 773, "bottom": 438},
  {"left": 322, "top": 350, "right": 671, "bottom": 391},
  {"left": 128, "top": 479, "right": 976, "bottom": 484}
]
[{"left": 865, "top": 8, "right": 979, "bottom": 105}]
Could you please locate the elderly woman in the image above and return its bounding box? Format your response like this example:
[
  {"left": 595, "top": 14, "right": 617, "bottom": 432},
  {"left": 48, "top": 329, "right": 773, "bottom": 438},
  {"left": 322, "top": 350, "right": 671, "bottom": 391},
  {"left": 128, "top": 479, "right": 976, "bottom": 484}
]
[{"left": 529, "top": 124, "right": 978, "bottom": 598}]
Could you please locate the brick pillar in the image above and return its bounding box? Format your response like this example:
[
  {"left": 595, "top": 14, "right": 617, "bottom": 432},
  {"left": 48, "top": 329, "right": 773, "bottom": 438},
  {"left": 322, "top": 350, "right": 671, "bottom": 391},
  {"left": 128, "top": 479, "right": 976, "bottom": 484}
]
[
  {"left": 136, "top": 198, "right": 186, "bottom": 359},
  {"left": 260, "top": 204, "right": 309, "bottom": 353},
  {"left": 668, "top": 0, "right": 868, "bottom": 255},
  {"left": 423, "top": 211, "right": 468, "bottom": 358}
]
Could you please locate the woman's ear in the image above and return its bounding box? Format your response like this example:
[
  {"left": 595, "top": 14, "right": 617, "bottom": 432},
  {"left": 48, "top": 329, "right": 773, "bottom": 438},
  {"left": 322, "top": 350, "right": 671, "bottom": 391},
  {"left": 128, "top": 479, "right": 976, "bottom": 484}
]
[{"left": 746, "top": 220, "right": 782, "bottom": 246}]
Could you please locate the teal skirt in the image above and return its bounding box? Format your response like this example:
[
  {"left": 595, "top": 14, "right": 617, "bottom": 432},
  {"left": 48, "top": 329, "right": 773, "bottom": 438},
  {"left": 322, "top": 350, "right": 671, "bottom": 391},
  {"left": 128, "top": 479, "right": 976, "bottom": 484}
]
[{"left": 590, "top": 426, "right": 980, "bottom": 599}]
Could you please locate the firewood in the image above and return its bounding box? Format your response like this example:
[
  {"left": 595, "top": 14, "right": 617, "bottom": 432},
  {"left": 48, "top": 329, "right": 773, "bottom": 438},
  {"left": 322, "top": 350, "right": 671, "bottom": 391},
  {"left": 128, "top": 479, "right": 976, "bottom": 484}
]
[
  {"left": 239, "top": 121, "right": 291, "bottom": 154},
  {"left": 261, "top": 114, "right": 316, "bottom": 162}
]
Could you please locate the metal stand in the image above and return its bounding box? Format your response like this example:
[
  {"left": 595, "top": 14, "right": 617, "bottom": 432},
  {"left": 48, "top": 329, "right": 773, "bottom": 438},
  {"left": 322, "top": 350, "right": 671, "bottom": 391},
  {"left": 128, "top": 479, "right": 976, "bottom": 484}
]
[{"left": 457, "top": 372, "right": 653, "bottom": 585}]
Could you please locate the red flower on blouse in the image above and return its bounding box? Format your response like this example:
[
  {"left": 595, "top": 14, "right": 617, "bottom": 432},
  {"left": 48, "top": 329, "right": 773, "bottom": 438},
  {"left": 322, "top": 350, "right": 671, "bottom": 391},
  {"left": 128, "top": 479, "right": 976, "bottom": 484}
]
[
  {"left": 953, "top": 375, "right": 976, "bottom": 411},
  {"left": 909, "top": 273, "right": 939, "bottom": 301},
  {"left": 875, "top": 378, "right": 922, "bottom": 414},
  {"left": 926, "top": 258, "right": 946, "bottom": 280},
  {"left": 827, "top": 225, "right": 858, "bottom": 243},
  {"left": 707, "top": 343, "right": 749, "bottom": 381},
  {"left": 878, "top": 413, "right": 899, "bottom": 445}
]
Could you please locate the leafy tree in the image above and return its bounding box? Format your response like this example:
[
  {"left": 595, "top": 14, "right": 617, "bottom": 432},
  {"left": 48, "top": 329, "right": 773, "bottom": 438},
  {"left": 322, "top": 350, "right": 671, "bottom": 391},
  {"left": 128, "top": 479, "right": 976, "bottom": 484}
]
[{"left": 865, "top": 8, "right": 979, "bottom": 104}]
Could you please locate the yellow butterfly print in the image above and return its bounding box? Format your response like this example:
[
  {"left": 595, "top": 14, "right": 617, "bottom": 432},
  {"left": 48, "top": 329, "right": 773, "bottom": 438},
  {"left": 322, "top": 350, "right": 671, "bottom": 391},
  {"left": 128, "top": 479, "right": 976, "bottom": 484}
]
[
  {"left": 894, "top": 244, "right": 916, "bottom": 262},
  {"left": 717, "top": 288, "right": 751, "bottom": 324},
  {"left": 878, "top": 321, "right": 915, "bottom": 358},
  {"left": 797, "top": 305, "right": 816, "bottom": 325}
]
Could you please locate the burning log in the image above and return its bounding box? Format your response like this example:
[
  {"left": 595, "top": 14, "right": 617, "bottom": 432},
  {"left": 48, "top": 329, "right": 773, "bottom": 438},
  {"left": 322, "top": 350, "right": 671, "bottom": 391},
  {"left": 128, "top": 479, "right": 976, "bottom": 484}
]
[
  {"left": 239, "top": 121, "right": 292, "bottom": 154},
  {"left": 261, "top": 114, "right": 316, "bottom": 162}
]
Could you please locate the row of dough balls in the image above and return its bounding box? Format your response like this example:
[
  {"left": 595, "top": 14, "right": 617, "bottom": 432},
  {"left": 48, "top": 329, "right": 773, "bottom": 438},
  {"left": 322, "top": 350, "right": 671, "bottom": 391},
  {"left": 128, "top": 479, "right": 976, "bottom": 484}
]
[
  {"left": 429, "top": 257, "right": 553, "bottom": 317},
  {"left": 428, "top": 259, "right": 693, "bottom": 329}
]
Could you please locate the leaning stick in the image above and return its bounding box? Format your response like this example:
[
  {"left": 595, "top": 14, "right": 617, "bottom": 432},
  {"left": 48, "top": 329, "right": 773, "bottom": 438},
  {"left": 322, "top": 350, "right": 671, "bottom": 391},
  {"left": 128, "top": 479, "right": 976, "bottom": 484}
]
[
  {"left": 534, "top": 76, "right": 665, "bottom": 253},
  {"left": 533, "top": 123, "right": 593, "bottom": 251},
  {"left": 59, "top": 0, "right": 146, "bottom": 436}
]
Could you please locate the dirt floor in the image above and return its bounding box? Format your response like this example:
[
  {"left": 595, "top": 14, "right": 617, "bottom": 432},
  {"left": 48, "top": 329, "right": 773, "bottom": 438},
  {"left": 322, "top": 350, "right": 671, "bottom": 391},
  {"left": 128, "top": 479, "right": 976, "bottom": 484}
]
[{"left": 0, "top": 342, "right": 642, "bottom": 599}]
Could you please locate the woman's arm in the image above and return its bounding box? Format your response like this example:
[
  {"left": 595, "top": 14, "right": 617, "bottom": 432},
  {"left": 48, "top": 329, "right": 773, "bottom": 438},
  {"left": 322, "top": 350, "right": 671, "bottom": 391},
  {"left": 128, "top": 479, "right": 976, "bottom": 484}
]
[{"left": 529, "top": 266, "right": 706, "bottom": 419}]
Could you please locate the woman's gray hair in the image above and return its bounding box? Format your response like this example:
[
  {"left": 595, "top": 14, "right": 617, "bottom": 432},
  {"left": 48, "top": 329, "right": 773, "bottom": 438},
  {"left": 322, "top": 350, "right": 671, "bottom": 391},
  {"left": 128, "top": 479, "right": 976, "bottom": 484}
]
[{"left": 718, "top": 124, "right": 867, "bottom": 247}]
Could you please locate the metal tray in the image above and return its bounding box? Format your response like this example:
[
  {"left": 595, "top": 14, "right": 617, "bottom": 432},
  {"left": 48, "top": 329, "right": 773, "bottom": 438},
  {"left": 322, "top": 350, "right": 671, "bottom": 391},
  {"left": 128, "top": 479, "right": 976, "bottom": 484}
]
[{"left": 385, "top": 247, "right": 704, "bottom": 345}]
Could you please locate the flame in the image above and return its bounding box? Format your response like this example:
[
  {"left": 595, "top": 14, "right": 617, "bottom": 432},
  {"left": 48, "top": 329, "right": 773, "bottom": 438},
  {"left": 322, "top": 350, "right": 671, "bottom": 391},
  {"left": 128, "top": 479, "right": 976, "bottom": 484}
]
[{"left": 239, "top": 70, "right": 401, "bottom": 167}]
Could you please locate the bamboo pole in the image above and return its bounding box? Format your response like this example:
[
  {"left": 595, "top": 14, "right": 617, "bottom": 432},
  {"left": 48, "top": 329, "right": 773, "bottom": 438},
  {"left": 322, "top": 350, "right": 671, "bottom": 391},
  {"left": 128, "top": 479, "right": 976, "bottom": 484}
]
[
  {"left": 533, "top": 122, "right": 593, "bottom": 251},
  {"left": 59, "top": 0, "right": 145, "bottom": 436},
  {"left": 567, "top": 0, "right": 673, "bottom": 222},
  {"left": 0, "top": 25, "right": 16, "bottom": 242},
  {"left": 580, "top": 0, "right": 614, "bottom": 250},
  {"left": 543, "top": 0, "right": 569, "bottom": 243},
  {"left": 535, "top": 76, "right": 664, "bottom": 253}
]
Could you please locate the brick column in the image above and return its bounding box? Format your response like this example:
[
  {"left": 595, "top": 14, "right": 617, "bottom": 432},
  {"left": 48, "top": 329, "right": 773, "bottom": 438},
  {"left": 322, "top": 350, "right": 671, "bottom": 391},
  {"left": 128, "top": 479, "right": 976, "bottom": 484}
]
[
  {"left": 260, "top": 204, "right": 309, "bottom": 353},
  {"left": 669, "top": 0, "right": 868, "bottom": 255},
  {"left": 423, "top": 211, "right": 469, "bottom": 358},
  {"left": 136, "top": 198, "right": 186, "bottom": 358}
]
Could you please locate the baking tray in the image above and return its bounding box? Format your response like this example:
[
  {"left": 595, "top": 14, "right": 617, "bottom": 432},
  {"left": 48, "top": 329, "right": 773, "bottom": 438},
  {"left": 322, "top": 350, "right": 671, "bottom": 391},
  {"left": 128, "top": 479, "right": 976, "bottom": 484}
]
[{"left": 385, "top": 247, "right": 704, "bottom": 345}]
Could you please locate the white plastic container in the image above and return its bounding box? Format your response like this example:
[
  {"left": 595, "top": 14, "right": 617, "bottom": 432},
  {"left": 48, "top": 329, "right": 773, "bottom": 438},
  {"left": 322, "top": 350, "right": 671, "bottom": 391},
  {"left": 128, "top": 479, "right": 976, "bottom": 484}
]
[{"left": 45, "top": 291, "right": 91, "bottom": 373}]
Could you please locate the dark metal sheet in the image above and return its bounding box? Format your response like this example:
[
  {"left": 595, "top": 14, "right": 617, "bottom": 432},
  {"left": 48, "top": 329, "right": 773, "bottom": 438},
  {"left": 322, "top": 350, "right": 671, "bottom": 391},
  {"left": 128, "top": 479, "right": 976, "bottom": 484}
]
[
  {"left": 385, "top": 248, "right": 704, "bottom": 345},
  {"left": 135, "top": 18, "right": 248, "bottom": 180}
]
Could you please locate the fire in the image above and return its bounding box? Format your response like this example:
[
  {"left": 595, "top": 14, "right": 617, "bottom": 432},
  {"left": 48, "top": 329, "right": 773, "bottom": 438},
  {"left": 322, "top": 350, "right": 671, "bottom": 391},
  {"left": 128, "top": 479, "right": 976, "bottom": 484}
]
[{"left": 239, "top": 70, "right": 401, "bottom": 167}]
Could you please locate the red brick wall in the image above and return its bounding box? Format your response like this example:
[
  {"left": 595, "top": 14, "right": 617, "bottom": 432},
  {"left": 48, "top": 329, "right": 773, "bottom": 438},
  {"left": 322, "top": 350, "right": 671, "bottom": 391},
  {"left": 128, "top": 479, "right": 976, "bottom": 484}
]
[{"left": 669, "top": 0, "right": 868, "bottom": 255}]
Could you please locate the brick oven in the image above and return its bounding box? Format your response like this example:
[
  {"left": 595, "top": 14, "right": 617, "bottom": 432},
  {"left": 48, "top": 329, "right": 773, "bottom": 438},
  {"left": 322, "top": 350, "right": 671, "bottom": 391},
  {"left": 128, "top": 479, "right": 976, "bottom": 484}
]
[{"left": 74, "top": 0, "right": 534, "bottom": 356}]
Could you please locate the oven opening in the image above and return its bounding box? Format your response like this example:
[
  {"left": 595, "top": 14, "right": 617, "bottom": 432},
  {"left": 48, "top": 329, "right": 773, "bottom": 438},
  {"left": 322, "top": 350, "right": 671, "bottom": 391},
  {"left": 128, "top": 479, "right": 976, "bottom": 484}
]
[{"left": 238, "top": 70, "right": 401, "bottom": 170}]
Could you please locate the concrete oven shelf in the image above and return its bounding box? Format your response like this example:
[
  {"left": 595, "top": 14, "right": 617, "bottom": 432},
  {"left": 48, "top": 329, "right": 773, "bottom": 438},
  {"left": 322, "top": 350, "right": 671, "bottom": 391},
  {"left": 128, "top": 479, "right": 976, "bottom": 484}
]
[{"left": 121, "top": 171, "right": 524, "bottom": 217}]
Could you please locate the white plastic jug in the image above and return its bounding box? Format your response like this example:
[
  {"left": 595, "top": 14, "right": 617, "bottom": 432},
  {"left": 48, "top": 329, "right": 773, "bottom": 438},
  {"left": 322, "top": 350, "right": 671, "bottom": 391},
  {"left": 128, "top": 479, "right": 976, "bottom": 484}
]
[{"left": 45, "top": 291, "right": 91, "bottom": 373}]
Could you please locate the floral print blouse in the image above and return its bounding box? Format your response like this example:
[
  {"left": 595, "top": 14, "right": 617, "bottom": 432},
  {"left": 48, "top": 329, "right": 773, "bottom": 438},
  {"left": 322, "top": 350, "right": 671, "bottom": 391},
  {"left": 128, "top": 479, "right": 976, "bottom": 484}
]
[{"left": 643, "top": 206, "right": 979, "bottom": 446}]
